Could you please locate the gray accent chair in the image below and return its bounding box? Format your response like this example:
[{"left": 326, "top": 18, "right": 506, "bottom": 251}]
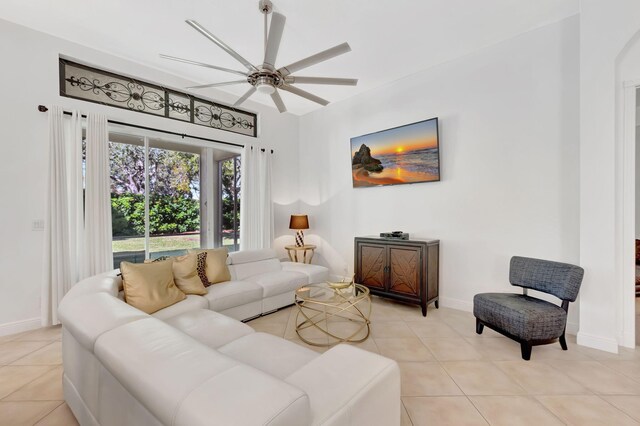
[{"left": 473, "top": 256, "right": 584, "bottom": 360}]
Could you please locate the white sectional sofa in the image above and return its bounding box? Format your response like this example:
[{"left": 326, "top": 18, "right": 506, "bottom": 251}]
[
  {"left": 148, "top": 248, "right": 329, "bottom": 322},
  {"left": 58, "top": 248, "right": 401, "bottom": 426}
]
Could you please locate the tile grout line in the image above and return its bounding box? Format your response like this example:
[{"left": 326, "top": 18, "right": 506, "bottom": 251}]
[
  {"left": 0, "top": 365, "right": 60, "bottom": 401},
  {"left": 32, "top": 400, "right": 65, "bottom": 425},
  {"left": 592, "top": 393, "right": 640, "bottom": 423},
  {"left": 8, "top": 341, "right": 62, "bottom": 367},
  {"left": 400, "top": 399, "right": 414, "bottom": 426}
]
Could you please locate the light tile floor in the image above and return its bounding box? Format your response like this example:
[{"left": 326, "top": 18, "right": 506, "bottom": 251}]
[{"left": 1, "top": 296, "right": 640, "bottom": 425}]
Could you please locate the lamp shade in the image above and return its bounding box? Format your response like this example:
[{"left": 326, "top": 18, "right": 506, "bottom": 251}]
[{"left": 289, "top": 214, "right": 309, "bottom": 230}]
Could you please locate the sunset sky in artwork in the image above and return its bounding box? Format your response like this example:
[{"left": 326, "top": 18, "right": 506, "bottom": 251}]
[{"left": 351, "top": 118, "right": 438, "bottom": 156}]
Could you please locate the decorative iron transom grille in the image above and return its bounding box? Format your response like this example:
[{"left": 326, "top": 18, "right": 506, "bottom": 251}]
[{"left": 59, "top": 58, "right": 257, "bottom": 137}]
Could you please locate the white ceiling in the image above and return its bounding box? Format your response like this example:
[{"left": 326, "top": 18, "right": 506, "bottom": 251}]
[{"left": 0, "top": 0, "right": 578, "bottom": 115}]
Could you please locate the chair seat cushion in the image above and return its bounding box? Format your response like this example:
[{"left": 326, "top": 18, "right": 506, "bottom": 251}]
[
  {"left": 203, "top": 281, "right": 263, "bottom": 312},
  {"left": 473, "top": 293, "right": 567, "bottom": 341},
  {"left": 252, "top": 271, "right": 308, "bottom": 298}
]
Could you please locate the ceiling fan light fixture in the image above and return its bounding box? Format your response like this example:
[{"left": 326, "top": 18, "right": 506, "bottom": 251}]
[
  {"left": 162, "top": 0, "right": 357, "bottom": 112},
  {"left": 255, "top": 76, "right": 276, "bottom": 94}
]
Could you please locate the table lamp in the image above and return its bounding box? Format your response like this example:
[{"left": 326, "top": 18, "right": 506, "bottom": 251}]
[{"left": 289, "top": 215, "right": 309, "bottom": 247}]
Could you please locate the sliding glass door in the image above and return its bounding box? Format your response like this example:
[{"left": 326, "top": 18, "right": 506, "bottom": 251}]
[
  {"left": 110, "top": 140, "right": 146, "bottom": 266},
  {"left": 148, "top": 142, "right": 201, "bottom": 260},
  {"left": 219, "top": 156, "right": 241, "bottom": 252},
  {"left": 108, "top": 132, "right": 240, "bottom": 267}
]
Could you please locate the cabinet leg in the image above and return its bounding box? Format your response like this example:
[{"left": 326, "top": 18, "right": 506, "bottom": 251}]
[
  {"left": 421, "top": 303, "right": 427, "bottom": 317},
  {"left": 434, "top": 299, "right": 439, "bottom": 309}
]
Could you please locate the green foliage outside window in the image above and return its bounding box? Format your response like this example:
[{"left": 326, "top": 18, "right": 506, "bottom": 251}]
[{"left": 111, "top": 194, "right": 200, "bottom": 236}]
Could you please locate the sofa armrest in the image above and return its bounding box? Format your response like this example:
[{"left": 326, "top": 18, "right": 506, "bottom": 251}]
[{"left": 285, "top": 344, "right": 400, "bottom": 426}]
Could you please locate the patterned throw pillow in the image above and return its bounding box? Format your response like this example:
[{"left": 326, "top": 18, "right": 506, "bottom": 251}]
[{"left": 196, "top": 251, "right": 210, "bottom": 287}]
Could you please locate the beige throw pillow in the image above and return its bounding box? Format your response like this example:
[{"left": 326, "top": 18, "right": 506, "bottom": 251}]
[
  {"left": 172, "top": 253, "right": 207, "bottom": 295},
  {"left": 192, "top": 248, "right": 231, "bottom": 285},
  {"left": 120, "top": 260, "right": 186, "bottom": 314}
]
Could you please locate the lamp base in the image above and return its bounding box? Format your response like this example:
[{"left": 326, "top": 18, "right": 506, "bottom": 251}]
[{"left": 295, "top": 230, "right": 305, "bottom": 247}]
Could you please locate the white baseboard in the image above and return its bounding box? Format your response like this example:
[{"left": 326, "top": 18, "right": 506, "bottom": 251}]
[
  {"left": 577, "top": 331, "right": 619, "bottom": 353},
  {"left": 0, "top": 317, "right": 41, "bottom": 337},
  {"left": 566, "top": 321, "right": 579, "bottom": 336},
  {"left": 438, "top": 296, "right": 473, "bottom": 313},
  {"left": 617, "top": 330, "right": 636, "bottom": 349}
]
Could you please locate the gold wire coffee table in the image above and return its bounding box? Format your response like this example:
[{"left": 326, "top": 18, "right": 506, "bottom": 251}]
[{"left": 295, "top": 282, "right": 371, "bottom": 347}]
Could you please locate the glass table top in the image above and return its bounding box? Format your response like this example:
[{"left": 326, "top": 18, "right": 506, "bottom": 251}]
[{"left": 295, "top": 282, "right": 369, "bottom": 304}]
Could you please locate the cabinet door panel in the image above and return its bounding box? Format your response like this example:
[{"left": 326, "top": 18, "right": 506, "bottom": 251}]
[
  {"left": 389, "top": 246, "right": 421, "bottom": 298},
  {"left": 358, "top": 244, "right": 386, "bottom": 289}
]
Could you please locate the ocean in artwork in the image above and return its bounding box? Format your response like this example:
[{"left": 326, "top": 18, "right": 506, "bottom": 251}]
[
  {"left": 351, "top": 118, "right": 440, "bottom": 187},
  {"left": 377, "top": 147, "right": 440, "bottom": 176}
]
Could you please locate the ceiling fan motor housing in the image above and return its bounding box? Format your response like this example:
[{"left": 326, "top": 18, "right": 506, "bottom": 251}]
[
  {"left": 161, "top": 0, "right": 356, "bottom": 112},
  {"left": 249, "top": 70, "right": 282, "bottom": 94}
]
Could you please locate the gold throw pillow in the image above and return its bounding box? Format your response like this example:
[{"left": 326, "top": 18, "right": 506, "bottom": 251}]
[
  {"left": 172, "top": 253, "right": 207, "bottom": 295},
  {"left": 120, "top": 260, "right": 186, "bottom": 314},
  {"left": 192, "top": 248, "right": 231, "bottom": 285}
]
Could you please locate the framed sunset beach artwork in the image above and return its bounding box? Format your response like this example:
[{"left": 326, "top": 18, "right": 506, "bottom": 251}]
[{"left": 351, "top": 118, "right": 440, "bottom": 188}]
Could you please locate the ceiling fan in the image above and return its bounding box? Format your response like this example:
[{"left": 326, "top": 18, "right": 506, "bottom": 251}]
[{"left": 160, "top": 0, "right": 357, "bottom": 113}]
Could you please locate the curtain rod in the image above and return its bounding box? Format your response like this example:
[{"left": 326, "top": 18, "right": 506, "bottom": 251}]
[{"left": 37, "top": 105, "right": 274, "bottom": 153}]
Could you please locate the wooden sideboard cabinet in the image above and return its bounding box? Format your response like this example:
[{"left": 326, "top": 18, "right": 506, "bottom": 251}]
[{"left": 354, "top": 236, "right": 439, "bottom": 316}]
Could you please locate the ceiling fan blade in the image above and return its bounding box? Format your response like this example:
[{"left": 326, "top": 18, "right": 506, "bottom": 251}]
[
  {"left": 263, "top": 12, "right": 286, "bottom": 69},
  {"left": 278, "top": 42, "right": 351, "bottom": 76},
  {"left": 270, "top": 90, "right": 287, "bottom": 113},
  {"left": 186, "top": 20, "right": 258, "bottom": 72},
  {"left": 186, "top": 80, "right": 247, "bottom": 89},
  {"left": 159, "top": 54, "right": 248, "bottom": 77},
  {"left": 280, "top": 85, "right": 329, "bottom": 106},
  {"left": 234, "top": 87, "right": 257, "bottom": 106},
  {"left": 286, "top": 76, "right": 358, "bottom": 86}
]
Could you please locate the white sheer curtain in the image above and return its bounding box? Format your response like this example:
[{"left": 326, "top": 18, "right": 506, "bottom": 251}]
[
  {"left": 42, "top": 110, "right": 114, "bottom": 325},
  {"left": 240, "top": 145, "right": 273, "bottom": 250},
  {"left": 84, "top": 114, "right": 113, "bottom": 275},
  {"left": 67, "top": 111, "right": 86, "bottom": 282},
  {"left": 42, "top": 107, "right": 78, "bottom": 325}
]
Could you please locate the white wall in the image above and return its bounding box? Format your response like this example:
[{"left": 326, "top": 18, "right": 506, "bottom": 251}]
[
  {"left": 0, "top": 18, "right": 299, "bottom": 334},
  {"left": 578, "top": 0, "right": 640, "bottom": 352},
  {"left": 636, "top": 100, "right": 640, "bottom": 240},
  {"left": 298, "top": 17, "right": 580, "bottom": 327}
]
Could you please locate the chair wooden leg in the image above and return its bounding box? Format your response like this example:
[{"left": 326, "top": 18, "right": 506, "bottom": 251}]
[
  {"left": 520, "top": 342, "right": 532, "bottom": 360},
  {"left": 559, "top": 333, "right": 568, "bottom": 350},
  {"left": 475, "top": 318, "right": 484, "bottom": 335}
]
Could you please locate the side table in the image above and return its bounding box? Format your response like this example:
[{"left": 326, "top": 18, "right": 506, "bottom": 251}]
[{"left": 285, "top": 245, "right": 316, "bottom": 264}]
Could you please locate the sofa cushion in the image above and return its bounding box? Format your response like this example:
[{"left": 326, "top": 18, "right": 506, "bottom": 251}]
[
  {"left": 473, "top": 293, "right": 567, "bottom": 340},
  {"left": 120, "top": 261, "right": 186, "bottom": 314},
  {"left": 219, "top": 332, "right": 318, "bottom": 379},
  {"left": 94, "top": 318, "right": 238, "bottom": 426},
  {"left": 196, "top": 251, "right": 208, "bottom": 287},
  {"left": 151, "top": 294, "right": 208, "bottom": 320},
  {"left": 165, "top": 309, "right": 254, "bottom": 349},
  {"left": 281, "top": 262, "right": 329, "bottom": 284},
  {"left": 229, "top": 258, "right": 282, "bottom": 281},
  {"left": 253, "top": 270, "right": 308, "bottom": 298},
  {"left": 227, "top": 248, "right": 277, "bottom": 265},
  {"left": 202, "top": 280, "right": 263, "bottom": 312},
  {"left": 175, "top": 364, "right": 310, "bottom": 426},
  {"left": 192, "top": 248, "right": 232, "bottom": 284},
  {"left": 171, "top": 253, "right": 207, "bottom": 295},
  {"left": 58, "top": 292, "right": 147, "bottom": 351},
  {"left": 286, "top": 344, "right": 400, "bottom": 426}
]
